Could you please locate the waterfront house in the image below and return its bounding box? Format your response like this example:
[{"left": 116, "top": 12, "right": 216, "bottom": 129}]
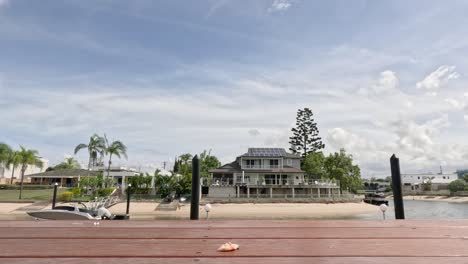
[
  {"left": 28, "top": 166, "right": 138, "bottom": 191},
  {"left": 401, "top": 173, "right": 457, "bottom": 192},
  {"left": 207, "top": 148, "right": 340, "bottom": 198}
]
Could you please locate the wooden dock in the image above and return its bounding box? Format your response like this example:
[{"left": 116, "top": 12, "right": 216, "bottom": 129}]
[{"left": 2, "top": 220, "right": 468, "bottom": 263}]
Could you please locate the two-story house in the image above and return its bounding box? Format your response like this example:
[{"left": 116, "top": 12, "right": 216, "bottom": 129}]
[{"left": 207, "top": 148, "right": 340, "bottom": 199}]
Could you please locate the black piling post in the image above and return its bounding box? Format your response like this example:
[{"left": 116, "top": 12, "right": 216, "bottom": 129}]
[
  {"left": 190, "top": 155, "right": 200, "bottom": 220},
  {"left": 390, "top": 154, "right": 405, "bottom": 219},
  {"left": 52, "top": 182, "right": 58, "bottom": 209},
  {"left": 126, "top": 184, "right": 131, "bottom": 215}
]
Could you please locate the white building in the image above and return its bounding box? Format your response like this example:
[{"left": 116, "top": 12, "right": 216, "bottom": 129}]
[
  {"left": 402, "top": 173, "right": 457, "bottom": 191},
  {"left": 0, "top": 158, "right": 49, "bottom": 184}
]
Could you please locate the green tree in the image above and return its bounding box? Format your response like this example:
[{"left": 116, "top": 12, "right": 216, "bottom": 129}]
[
  {"left": 289, "top": 108, "right": 325, "bottom": 157},
  {"left": 74, "top": 134, "right": 106, "bottom": 169},
  {"left": 103, "top": 135, "right": 128, "bottom": 181},
  {"left": 178, "top": 153, "right": 193, "bottom": 176},
  {"left": 54, "top": 157, "right": 81, "bottom": 170},
  {"left": 173, "top": 156, "right": 180, "bottom": 173},
  {"left": 463, "top": 174, "right": 468, "bottom": 183},
  {"left": 323, "top": 149, "right": 362, "bottom": 192},
  {"left": 17, "top": 146, "right": 43, "bottom": 199},
  {"left": 448, "top": 179, "right": 466, "bottom": 193},
  {"left": 302, "top": 152, "right": 326, "bottom": 180},
  {"left": 154, "top": 170, "right": 176, "bottom": 198},
  {"left": 79, "top": 174, "right": 102, "bottom": 197},
  {"left": 0, "top": 143, "right": 12, "bottom": 179},
  {"left": 175, "top": 173, "right": 192, "bottom": 196},
  {"left": 200, "top": 150, "right": 221, "bottom": 183},
  {"left": 5, "top": 150, "right": 21, "bottom": 185},
  {"left": 422, "top": 179, "right": 432, "bottom": 191}
]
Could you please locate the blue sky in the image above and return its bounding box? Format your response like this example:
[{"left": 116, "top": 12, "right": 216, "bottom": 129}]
[{"left": 2, "top": 0, "right": 468, "bottom": 177}]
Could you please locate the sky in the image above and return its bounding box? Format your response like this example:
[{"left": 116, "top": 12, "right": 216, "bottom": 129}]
[{"left": 2, "top": 0, "right": 468, "bottom": 177}]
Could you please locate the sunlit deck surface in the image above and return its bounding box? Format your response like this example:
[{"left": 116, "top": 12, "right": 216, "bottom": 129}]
[{"left": 2, "top": 220, "right": 468, "bottom": 263}]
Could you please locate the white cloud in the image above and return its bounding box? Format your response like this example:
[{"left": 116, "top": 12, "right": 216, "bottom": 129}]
[
  {"left": 373, "top": 70, "right": 399, "bottom": 92},
  {"left": 327, "top": 128, "right": 376, "bottom": 152},
  {"left": 268, "top": 0, "right": 292, "bottom": 13},
  {"left": 248, "top": 129, "right": 260, "bottom": 136},
  {"left": 416, "top": 65, "right": 460, "bottom": 92},
  {"left": 444, "top": 98, "right": 464, "bottom": 109}
]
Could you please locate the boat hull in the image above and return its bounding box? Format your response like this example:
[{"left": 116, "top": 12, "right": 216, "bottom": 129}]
[{"left": 27, "top": 210, "right": 95, "bottom": 220}]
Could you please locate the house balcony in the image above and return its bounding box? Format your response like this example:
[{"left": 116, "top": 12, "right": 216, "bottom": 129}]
[{"left": 241, "top": 164, "right": 281, "bottom": 170}]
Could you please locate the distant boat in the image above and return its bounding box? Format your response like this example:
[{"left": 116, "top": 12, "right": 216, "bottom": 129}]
[{"left": 363, "top": 192, "right": 389, "bottom": 206}]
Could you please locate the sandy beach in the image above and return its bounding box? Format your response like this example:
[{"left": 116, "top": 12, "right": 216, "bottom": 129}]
[
  {"left": 0, "top": 201, "right": 380, "bottom": 220},
  {"left": 403, "top": 195, "right": 468, "bottom": 203}
]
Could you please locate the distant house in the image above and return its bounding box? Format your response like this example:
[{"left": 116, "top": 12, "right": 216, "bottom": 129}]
[
  {"left": 28, "top": 169, "right": 99, "bottom": 187},
  {"left": 401, "top": 173, "right": 457, "bottom": 191},
  {"left": 0, "top": 158, "right": 49, "bottom": 184},
  {"left": 28, "top": 166, "right": 139, "bottom": 190},
  {"left": 207, "top": 148, "right": 340, "bottom": 198}
]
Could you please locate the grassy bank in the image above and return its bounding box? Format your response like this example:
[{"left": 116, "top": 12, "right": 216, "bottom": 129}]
[{"left": 0, "top": 188, "right": 69, "bottom": 202}]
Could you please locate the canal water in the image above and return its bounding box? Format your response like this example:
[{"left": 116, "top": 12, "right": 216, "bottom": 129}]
[{"left": 358, "top": 199, "right": 468, "bottom": 220}]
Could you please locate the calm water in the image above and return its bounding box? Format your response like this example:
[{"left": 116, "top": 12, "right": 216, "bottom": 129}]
[{"left": 358, "top": 199, "right": 468, "bottom": 220}]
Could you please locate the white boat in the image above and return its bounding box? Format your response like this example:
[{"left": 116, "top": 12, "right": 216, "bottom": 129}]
[
  {"left": 27, "top": 208, "right": 96, "bottom": 220},
  {"left": 27, "top": 197, "right": 128, "bottom": 220}
]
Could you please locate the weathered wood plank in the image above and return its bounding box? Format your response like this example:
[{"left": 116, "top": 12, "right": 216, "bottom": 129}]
[
  {"left": 1, "top": 220, "right": 468, "bottom": 229},
  {"left": 1, "top": 226, "right": 467, "bottom": 239},
  {"left": 3, "top": 257, "right": 468, "bottom": 264},
  {"left": 2, "top": 238, "right": 468, "bottom": 257}
]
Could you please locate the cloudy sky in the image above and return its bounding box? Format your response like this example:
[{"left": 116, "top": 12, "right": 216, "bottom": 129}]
[{"left": 1, "top": 0, "right": 468, "bottom": 177}]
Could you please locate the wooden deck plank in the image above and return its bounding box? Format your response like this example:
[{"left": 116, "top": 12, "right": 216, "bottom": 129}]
[
  {"left": 2, "top": 219, "right": 468, "bottom": 228},
  {"left": 2, "top": 226, "right": 467, "bottom": 239},
  {"left": 2, "top": 238, "right": 468, "bottom": 257},
  {"left": 3, "top": 257, "right": 468, "bottom": 264}
]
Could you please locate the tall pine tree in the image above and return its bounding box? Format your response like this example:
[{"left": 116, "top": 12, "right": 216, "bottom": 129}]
[{"left": 289, "top": 108, "right": 325, "bottom": 157}]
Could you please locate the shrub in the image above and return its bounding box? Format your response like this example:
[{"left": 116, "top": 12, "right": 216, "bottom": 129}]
[
  {"left": 58, "top": 191, "right": 73, "bottom": 202},
  {"left": 71, "top": 187, "right": 82, "bottom": 197},
  {"left": 97, "top": 187, "right": 115, "bottom": 197},
  {"left": 448, "top": 179, "right": 466, "bottom": 193}
]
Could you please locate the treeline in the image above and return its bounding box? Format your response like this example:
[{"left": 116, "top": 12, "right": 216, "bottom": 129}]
[{"left": 289, "top": 108, "right": 362, "bottom": 192}]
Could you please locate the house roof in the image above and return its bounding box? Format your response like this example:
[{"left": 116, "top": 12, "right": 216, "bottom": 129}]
[
  {"left": 28, "top": 169, "right": 100, "bottom": 178},
  {"left": 239, "top": 148, "right": 301, "bottom": 158}
]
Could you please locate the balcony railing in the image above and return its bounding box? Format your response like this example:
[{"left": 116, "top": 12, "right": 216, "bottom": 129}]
[{"left": 242, "top": 164, "right": 280, "bottom": 169}]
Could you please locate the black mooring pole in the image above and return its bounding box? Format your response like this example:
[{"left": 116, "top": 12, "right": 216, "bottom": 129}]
[
  {"left": 52, "top": 182, "right": 58, "bottom": 209},
  {"left": 390, "top": 154, "right": 405, "bottom": 219},
  {"left": 190, "top": 155, "right": 200, "bottom": 220},
  {"left": 126, "top": 184, "right": 131, "bottom": 215}
]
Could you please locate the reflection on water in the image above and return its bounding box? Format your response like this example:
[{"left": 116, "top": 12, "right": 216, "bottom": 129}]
[{"left": 358, "top": 200, "right": 468, "bottom": 220}]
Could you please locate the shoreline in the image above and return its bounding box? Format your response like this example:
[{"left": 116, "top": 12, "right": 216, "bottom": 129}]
[
  {"left": 403, "top": 195, "right": 468, "bottom": 203},
  {"left": 0, "top": 201, "right": 381, "bottom": 220}
]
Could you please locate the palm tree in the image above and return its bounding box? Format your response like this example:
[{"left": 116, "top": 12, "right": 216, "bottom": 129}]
[
  {"left": 17, "top": 146, "right": 43, "bottom": 199},
  {"left": 5, "top": 151, "right": 21, "bottom": 184},
  {"left": 0, "top": 143, "right": 12, "bottom": 179},
  {"left": 103, "top": 135, "right": 127, "bottom": 180},
  {"left": 74, "top": 134, "right": 105, "bottom": 169},
  {"left": 54, "top": 157, "right": 81, "bottom": 170}
]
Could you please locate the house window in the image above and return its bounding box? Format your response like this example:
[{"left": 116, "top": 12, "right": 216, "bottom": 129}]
[
  {"left": 287, "top": 159, "right": 292, "bottom": 165},
  {"left": 418, "top": 177, "right": 420, "bottom": 179},
  {"left": 245, "top": 160, "right": 257, "bottom": 168},
  {"left": 443, "top": 176, "right": 446, "bottom": 179},
  {"left": 265, "top": 175, "right": 277, "bottom": 185},
  {"left": 269, "top": 160, "right": 279, "bottom": 168}
]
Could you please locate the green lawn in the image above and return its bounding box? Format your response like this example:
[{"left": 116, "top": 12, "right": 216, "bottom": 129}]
[{"left": 0, "top": 189, "right": 69, "bottom": 202}]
